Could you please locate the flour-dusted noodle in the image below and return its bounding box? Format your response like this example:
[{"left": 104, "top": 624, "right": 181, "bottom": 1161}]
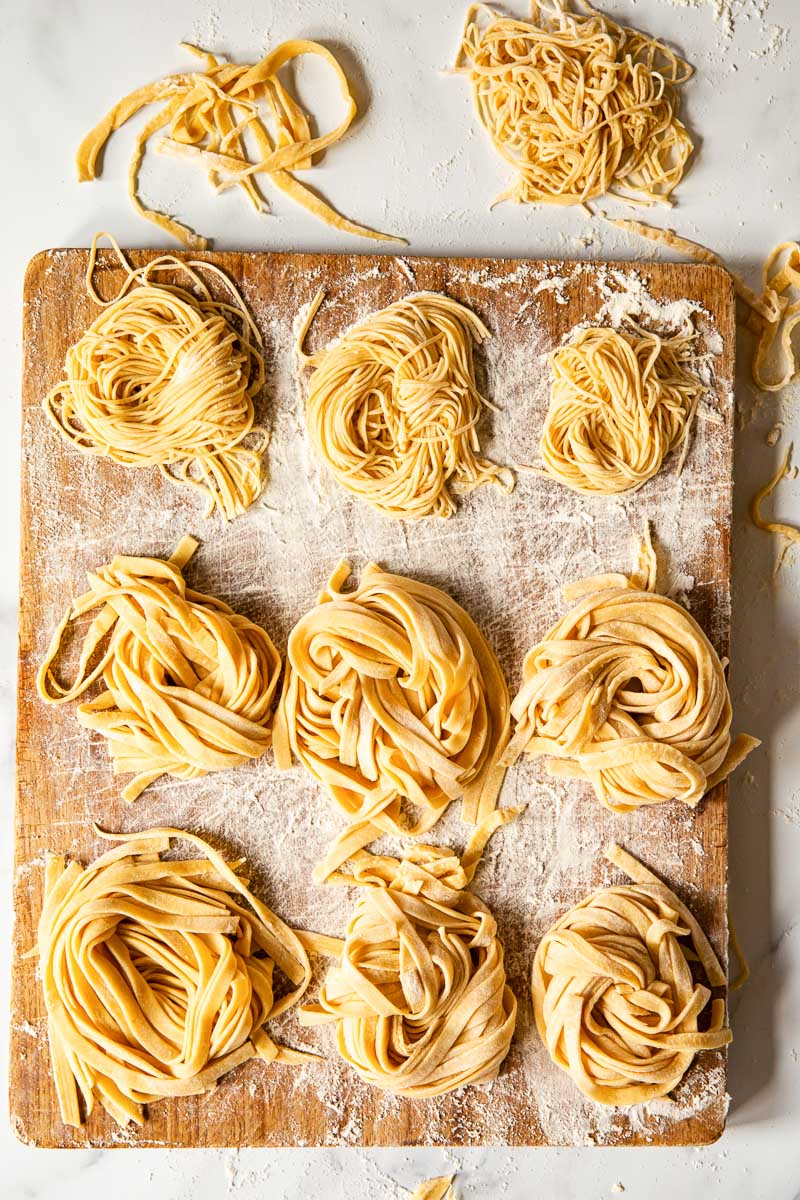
[
  {"left": 504, "top": 530, "right": 758, "bottom": 813},
  {"left": 44, "top": 234, "right": 268, "bottom": 521},
  {"left": 273, "top": 562, "right": 511, "bottom": 878},
  {"left": 300, "top": 836, "right": 517, "bottom": 1097},
  {"left": 454, "top": 2, "right": 693, "bottom": 210},
  {"left": 297, "top": 290, "right": 514, "bottom": 521},
  {"left": 38, "top": 826, "right": 319, "bottom": 1127},
  {"left": 532, "top": 842, "right": 732, "bottom": 1106},
  {"left": 540, "top": 323, "right": 706, "bottom": 496},
  {"left": 77, "top": 40, "right": 403, "bottom": 248},
  {"left": 37, "top": 537, "right": 281, "bottom": 801}
]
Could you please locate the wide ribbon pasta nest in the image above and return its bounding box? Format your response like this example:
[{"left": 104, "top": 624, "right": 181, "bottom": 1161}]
[
  {"left": 300, "top": 840, "right": 517, "bottom": 1097},
  {"left": 37, "top": 537, "right": 281, "bottom": 800},
  {"left": 274, "top": 562, "right": 511, "bottom": 878},
  {"left": 38, "top": 827, "right": 316, "bottom": 1127},
  {"left": 504, "top": 532, "right": 758, "bottom": 812},
  {"left": 532, "top": 843, "right": 732, "bottom": 1105}
]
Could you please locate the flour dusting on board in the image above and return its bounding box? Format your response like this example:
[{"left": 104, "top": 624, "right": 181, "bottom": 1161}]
[{"left": 14, "top": 252, "right": 732, "bottom": 1148}]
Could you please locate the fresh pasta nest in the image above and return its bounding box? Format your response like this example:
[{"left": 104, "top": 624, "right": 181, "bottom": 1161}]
[
  {"left": 541, "top": 323, "right": 707, "bottom": 496},
  {"left": 299, "top": 290, "right": 513, "bottom": 521},
  {"left": 38, "top": 828, "right": 315, "bottom": 1127},
  {"left": 274, "top": 561, "right": 511, "bottom": 877},
  {"left": 455, "top": 0, "right": 693, "bottom": 208},
  {"left": 37, "top": 536, "right": 282, "bottom": 801},
  {"left": 532, "top": 844, "right": 732, "bottom": 1105},
  {"left": 504, "top": 533, "right": 758, "bottom": 812},
  {"left": 300, "top": 842, "right": 517, "bottom": 1097},
  {"left": 44, "top": 236, "right": 268, "bottom": 521}
]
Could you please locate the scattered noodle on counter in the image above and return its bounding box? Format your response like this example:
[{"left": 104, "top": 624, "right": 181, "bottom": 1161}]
[
  {"left": 77, "top": 40, "right": 403, "bottom": 248},
  {"left": 38, "top": 826, "right": 322, "bottom": 1127},
  {"left": 273, "top": 561, "right": 511, "bottom": 880},
  {"left": 37, "top": 537, "right": 282, "bottom": 801},
  {"left": 410, "top": 1179, "right": 456, "bottom": 1200},
  {"left": 44, "top": 234, "right": 268, "bottom": 521},
  {"left": 503, "top": 528, "right": 759, "bottom": 813},
  {"left": 532, "top": 842, "right": 732, "bottom": 1106},
  {"left": 454, "top": 1, "right": 693, "bottom": 209},
  {"left": 540, "top": 323, "right": 707, "bottom": 496},
  {"left": 300, "top": 834, "right": 517, "bottom": 1097},
  {"left": 297, "top": 290, "right": 514, "bottom": 521},
  {"left": 751, "top": 442, "right": 800, "bottom": 569}
]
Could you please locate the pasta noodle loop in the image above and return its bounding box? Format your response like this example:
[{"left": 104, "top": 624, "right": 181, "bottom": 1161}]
[
  {"left": 298, "top": 290, "right": 514, "bottom": 521},
  {"left": 274, "top": 562, "right": 511, "bottom": 875},
  {"left": 300, "top": 839, "right": 517, "bottom": 1097},
  {"left": 37, "top": 536, "right": 282, "bottom": 801},
  {"left": 38, "top": 826, "right": 316, "bottom": 1127},
  {"left": 532, "top": 842, "right": 732, "bottom": 1106},
  {"left": 541, "top": 323, "right": 706, "bottom": 495},
  {"left": 45, "top": 234, "right": 268, "bottom": 521},
  {"left": 454, "top": 1, "right": 693, "bottom": 209},
  {"left": 504, "top": 530, "right": 758, "bottom": 812},
  {"left": 77, "top": 40, "right": 402, "bottom": 248}
]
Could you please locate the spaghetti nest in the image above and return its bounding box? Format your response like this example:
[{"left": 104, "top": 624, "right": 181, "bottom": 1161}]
[
  {"left": 300, "top": 841, "right": 517, "bottom": 1097},
  {"left": 455, "top": 1, "right": 693, "bottom": 208},
  {"left": 274, "top": 562, "right": 510, "bottom": 879},
  {"left": 44, "top": 236, "right": 268, "bottom": 522},
  {"left": 299, "top": 290, "right": 514, "bottom": 521},
  {"left": 37, "top": 537, "right": 282, "bottom": 801},
  {"left": 540, "top": 323, "right": 706, "bottom": 496},
  {"left": 38, "top": 827, "right": 315, "bottom": 1127},
  {"left": 503, "top": 531, "right": 758, "bottom": 813},
  {"left": 532, "top": 843, "right": 731, "bottom": 1105}
]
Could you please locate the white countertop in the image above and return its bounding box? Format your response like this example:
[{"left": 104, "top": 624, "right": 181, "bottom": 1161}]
[{"left": 2, "top": 1, "right": 799, "bottom": 1196}]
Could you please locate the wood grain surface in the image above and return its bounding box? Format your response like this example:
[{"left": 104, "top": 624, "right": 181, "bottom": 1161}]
[{"left": 12, "top": 249, "right": 735, "bottom": 1148}]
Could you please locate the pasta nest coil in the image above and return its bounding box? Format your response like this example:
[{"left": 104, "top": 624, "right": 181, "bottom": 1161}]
[
  {"left": 274, "top": 562, "right": 511, "bottom": 878},
  {"left": 300, "top": 842, "right": 517, "bottom": 1097},
  {"left": 504, "top": 533, "right": 758, "bottom": 813},
  {"left": 532, "top": 843, "right": 732, "bottom": 1105},
  {"left": 38, "top": 827, "right": 315, "bottom": 1127},
  {"left": 37, "top": 536, "right": 282, "bottom": 801}
]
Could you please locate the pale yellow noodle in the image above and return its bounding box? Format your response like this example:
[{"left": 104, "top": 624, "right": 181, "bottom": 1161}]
[
  {"left": 36, "top": 537, "right": 282, "bottom": 801},
  {"left": 540, "top": 323, "right": 707, "bottom": 496},
  {"left": 532, "top": 842, "right": 732, "bottom": 1106},
  {"left": 300, "top": 832, "right": 517, "bottom": 1097},
  {"left": 503, "top": 529, "right": 759, "bottom": 813},
  {"left": 76, "top": 40, "right": 403, "bottom": 247},
  {"left": 454, "top": 1, "right": 693, "bottom": 209},
  {"left": 298, "top": 289, "right": 514, "bottom": 521},
  {"left": 44, "top": 234, "right": 268, "bottom": 521},
  {"left": 38, "top": 826, "right": 320, "bottom": 1127},
  {"left": 273, "top": 561, "right": 511, "bottom": 878}
]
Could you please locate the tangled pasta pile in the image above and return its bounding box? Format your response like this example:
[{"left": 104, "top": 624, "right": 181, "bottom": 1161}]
[
  {"left": 504, "top": 532, "right": 758, "bottom": 813},
  {"left": 454, "top": 1, "right": 693, "bottom": 209},
  {"left": 37, "top": 537, "right": 281, "bottom": 801},
  {"left": 300, "top": 841, "right": 517, "bottom": 1097},
  {"left": 532, "top": 843, "right": 732, "bottom": 1105},
  {"left": 77, "top": 40, "right": 401, "bottom": 247},
  {"left": 44, "top": 235, "right": 268, "bottom": 521},
  {"left": 38, "top": 827, "right": 316, "bottom": 1126},
  {"left": 299, "top": 290, "right": 514, "bottom": 520},
  {"left": 540, "top": 323, "right": 707, "bottom": 496},
  {"left": 273, "top": 562, "right": 510, "bottom": 878}
]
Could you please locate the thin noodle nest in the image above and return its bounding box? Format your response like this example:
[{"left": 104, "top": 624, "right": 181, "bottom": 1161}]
[
  {"left": 37, "top": 537, "right": 282, "bottom": 801},
  {"left": 299, "top": 290, "right": 514, "bottom": 521},
  {"left": 44, "top": 235, "right": 268, "bottom": 521},
  {"left": 540, "top": 323, "right": 707, "bottom": 496},
  {"left": 455, "top": 1, "right": 693, "bottom": 209},
  {"left": 532, "top": 843, "right": 731, "bottom": 1105},
  {"left": 38, "top": 827, "right": 315, "bottom": 1127}
]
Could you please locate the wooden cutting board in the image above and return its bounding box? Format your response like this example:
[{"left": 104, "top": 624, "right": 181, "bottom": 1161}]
[{"left": 12, "top": 248, "right": 735, "bottom": 1149}]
